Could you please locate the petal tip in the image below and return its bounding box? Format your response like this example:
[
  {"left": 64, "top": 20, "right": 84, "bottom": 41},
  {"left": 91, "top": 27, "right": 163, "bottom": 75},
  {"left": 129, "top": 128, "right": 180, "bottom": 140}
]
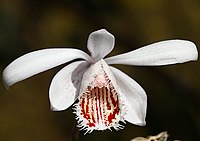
[
  {"left": 89, "top": 29, "right": 114, "bottom": 40},
  {"left": 176, "top": 40, "right": 198, "bottom": 61},
  {"left": 131, "top": 120, "right": 146, "bottom": 126},
  {"left": 138, "top": 121, "right": 146, "bottom": 126},
  {"left": 94, "top": 29, "right": 109, "bottom": 34},
  {"left": 191, "top": 42, "right": 198, "bottom": 61},
  {"left": 50, "top": 105, "right": 60, "bottom": 111},
  {"left": 2, "top": 70, "right": 11, "bottom": 89},
  {"left": 3, "top": 82, "right": 10, "bottom": 90}
]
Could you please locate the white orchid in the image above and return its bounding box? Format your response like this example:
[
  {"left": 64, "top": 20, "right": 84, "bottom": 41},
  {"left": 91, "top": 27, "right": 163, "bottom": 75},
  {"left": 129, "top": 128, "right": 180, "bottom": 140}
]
[{"left": 2, "top": 29, "right": 198, "bottom": 134}]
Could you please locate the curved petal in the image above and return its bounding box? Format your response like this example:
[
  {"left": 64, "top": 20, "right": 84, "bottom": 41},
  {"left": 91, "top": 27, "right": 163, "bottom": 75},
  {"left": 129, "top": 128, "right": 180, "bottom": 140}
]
[
  {"left": 110, "top": 66, "right": 147, "bottom": 126},
  {"left": 49, "top": 61, "right": 89, "bottom": 111},
  {"left": 87, "top": 29, "right": 115, "bottom": 62},
  {"left": 105, "top": 40, "right": 198, "bottom": 66},
  {"left": 3, "top": 48, "right": 93, "bottom": 88}
]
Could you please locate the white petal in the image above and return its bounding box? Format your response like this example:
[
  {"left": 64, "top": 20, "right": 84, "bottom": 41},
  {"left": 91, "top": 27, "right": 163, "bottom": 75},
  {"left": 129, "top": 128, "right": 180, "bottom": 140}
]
[
  {"left": 49, "top": 61, "right": 89, "bottom": 111},
  {"left": 87, "top": 29, "right": 115, "bottom": 62},
  {"left": 105, "top": 40, "right": 198, "bottom": 66},
  {"left": 110, "top": 66, "right": 147, "bottom": 126},
  {"left": 3, "top": 48, "right": 93, "bottom": 88}
]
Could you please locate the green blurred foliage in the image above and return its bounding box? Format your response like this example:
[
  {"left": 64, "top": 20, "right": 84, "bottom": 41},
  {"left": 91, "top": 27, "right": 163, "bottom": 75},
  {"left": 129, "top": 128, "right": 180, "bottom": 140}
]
[{"left": 0, "top": 0, "right": 200, "bottom": 141}]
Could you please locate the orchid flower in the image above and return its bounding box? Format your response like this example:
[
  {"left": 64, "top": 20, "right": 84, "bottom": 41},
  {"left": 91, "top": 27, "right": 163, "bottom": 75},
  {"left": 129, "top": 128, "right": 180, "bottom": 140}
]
[{"left": 2, "top": 29, "right": 198, "bottom": 134}]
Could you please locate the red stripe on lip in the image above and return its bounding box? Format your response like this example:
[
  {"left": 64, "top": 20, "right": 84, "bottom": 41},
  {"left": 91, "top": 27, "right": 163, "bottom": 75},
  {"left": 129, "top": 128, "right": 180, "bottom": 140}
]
[{"left": 79, "top": 85, "right": 120, "bottom": 128}]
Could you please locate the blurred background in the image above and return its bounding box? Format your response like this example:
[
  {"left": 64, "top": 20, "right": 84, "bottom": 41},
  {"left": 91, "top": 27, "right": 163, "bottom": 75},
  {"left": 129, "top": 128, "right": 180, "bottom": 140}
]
[{"left": 0, "top": 0, "right": 200, "bottom": 141}]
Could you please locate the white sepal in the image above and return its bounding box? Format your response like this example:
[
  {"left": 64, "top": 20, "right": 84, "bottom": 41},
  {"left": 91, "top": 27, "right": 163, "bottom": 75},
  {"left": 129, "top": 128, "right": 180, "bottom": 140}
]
[
  {"left": 105, "top": 40, "right": 198, "bottom": 66},
  {"left": 49, "top": 61, "right": 89, "bottom": 111},
  {"left": 110, "top": 66, "right": 147, "bottom": 126},
  {"left": 87, "top": 29, "right": 115, "bottom": 62},
  {"left": 3, "top": 48, "right": 92, "bottom": 88}
]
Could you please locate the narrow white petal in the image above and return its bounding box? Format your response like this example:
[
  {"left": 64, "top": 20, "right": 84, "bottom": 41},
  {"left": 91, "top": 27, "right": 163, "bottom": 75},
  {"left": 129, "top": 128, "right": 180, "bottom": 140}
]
[
  {"left": 110, "top": 66, "right": 147, "bottom": 126},
  {"left": 49, "top": 61, "right": 89, "bottom": 111},
  {"left": 105, "top": 40, "right": 198, "bottom": 66},
  {"left": 87, "top": 29, "right": 115, "bottom": 62},
  {"left": 3, "top": 48, "right": 93, "bottom": 88}
]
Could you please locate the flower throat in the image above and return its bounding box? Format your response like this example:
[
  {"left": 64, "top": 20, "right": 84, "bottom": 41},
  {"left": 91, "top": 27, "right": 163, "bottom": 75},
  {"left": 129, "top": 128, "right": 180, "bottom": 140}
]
[{"left": 74, "top": 72, "right": 124, "bottom": 134}]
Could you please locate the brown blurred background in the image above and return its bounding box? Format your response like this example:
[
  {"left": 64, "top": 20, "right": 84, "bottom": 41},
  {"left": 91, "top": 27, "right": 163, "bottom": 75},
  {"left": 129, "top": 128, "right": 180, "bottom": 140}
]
[{"left": 0, "top": 0, "right": 200, "bottom": 141}]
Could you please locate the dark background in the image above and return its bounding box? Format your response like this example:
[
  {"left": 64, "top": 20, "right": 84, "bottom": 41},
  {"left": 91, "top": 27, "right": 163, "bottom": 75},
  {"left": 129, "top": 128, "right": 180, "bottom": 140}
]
[{"left": 0, "top": 0, "right": 199, "bottom": 141}]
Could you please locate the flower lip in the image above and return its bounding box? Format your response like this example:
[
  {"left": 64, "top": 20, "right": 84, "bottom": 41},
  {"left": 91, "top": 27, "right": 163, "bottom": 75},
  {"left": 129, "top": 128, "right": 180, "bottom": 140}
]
[
  {"left": 74, "top": 59, "right": 127, "bottom": 133},
  {"left": 75, "top": 85, "right": 121, "bottom": 132}
]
